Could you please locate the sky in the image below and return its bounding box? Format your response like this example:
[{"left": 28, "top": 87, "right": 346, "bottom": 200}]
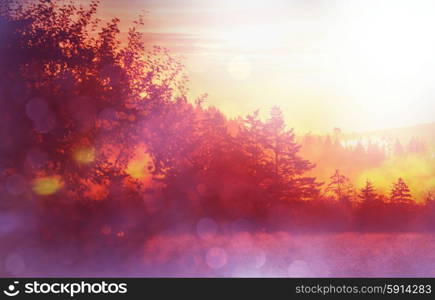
[{"left": 91, "top": 0, "right": 435, "bottom": 134}]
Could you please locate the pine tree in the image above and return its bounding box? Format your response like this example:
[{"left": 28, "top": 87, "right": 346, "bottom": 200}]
[
  {"left": 358, "top": 180, "right": 377, "bottom": 202},
  {"left": 239, "top": 110, "right": 269, "bottom": 185},
  {"left": 355, "top": 141, "right": 366, "bottom": 156},
  {"left": 394, "top": 139, "right": 404, "bottom": 156},
  {"left": 408, "top": 137, "right": 427, "bottom": 154},
  {"left": 425, "top": 191, "right": 435, "bottom": 204},
  {"left": 390, "top": 178, "right": 412, "bottom": 203},
  {"left": 264, "top": 107, "right": 321, "bottom": 201},
  {"left": 367, "top": 142, "right": 385, "bottom": 165},
  {"left": 240, "top": 107, "right": 321, "bottom": 201},
  {"left": 326, "top": 169, "right": 353, "bottom": 203}
]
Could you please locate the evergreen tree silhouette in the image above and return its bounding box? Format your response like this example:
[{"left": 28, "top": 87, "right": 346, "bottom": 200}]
[
  {"left": 394, "top": 139, "right": 405, "bottom": 156},
  {"left": 359, "top": 180, "right": 377, "bottom": 202},
  {"left": 262, "top": 107, "right": 320, "bottom": 201},
  {"left": 326, "top": 169, "right": 354, "bottom": 203},
  {"left": 390, "top": 178, "right": 412, "bottom": 203}
]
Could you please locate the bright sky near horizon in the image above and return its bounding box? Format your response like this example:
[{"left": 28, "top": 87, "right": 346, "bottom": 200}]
[{"left": 92, "top": 0, "right": 435, "bottom": 134}]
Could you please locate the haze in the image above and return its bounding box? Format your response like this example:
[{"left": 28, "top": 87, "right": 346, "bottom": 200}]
[{"left": 94, "top": 0, "right": 435, "bottom": 133}]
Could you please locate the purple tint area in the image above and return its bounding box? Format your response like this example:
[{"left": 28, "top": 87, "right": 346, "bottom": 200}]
[
  {"left": 1, "top": 0, "right": 434, "bottom": 279},
  {"left": 25, "top": 98, "right": 49, "bottom": 121},
  {"left": 0, "top": 225, "right": 434, "bottom": 277}
]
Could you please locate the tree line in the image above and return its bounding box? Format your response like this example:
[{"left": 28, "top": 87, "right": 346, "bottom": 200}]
[{"left": 1, "top": 0, "right": 435, "bottom": 243}]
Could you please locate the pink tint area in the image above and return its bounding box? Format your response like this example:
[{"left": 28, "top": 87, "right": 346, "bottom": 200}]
[
  {"left": 1, "top": 0, "right": 435, "bottom": 279},
  {"left": 1, "top": 222, "right": 435, "bottom": 277}
]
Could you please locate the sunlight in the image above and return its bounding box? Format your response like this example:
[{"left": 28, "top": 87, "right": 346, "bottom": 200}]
[
  {"left": 227, "top": 55, "right": 252, "bottom": 80},
  {"left": 4, "top": 0, "right": 435, "bottom": 279},
  {"left": 32, "top": 176, "right": 62, "bottom": 196},
  {"left": 222, "top": 25, "right": 286, "bottom": 52},
  {"left": 179, "top": 0, "right": 435, "bottom": 132},
  {"left": 329, "top": 0, "right": 435, "bottom": 130},
  {"left": 73, "top": 147, "right": 95, "bottom": 164},
  {"left": 126, "top": 151, "right": 153, "bottom": 180}
]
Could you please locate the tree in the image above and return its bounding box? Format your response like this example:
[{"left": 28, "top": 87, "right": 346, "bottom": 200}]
[
  {"left": 366, "top": 141, "right": 386, "bottom": 165},
  {"left": 326, "top": 169, "right": 354, "bottom": 203},
  {"left": 394, "top": 139, "right": 405, "bottom": 156},
  {"left": 358, "top": 180, "right": 377, "bottom": 202},
  {"left": 255, "top": 107, "right": 320, "bottom": 201},
  {"left": 235, "top": 110, "right": 269, "bottom": 186},
  {"left": 0, "top": 0, "right": 189, "bottom": 242},
  {"left": 0, "top": 0, "right": 186, "bottom": 193},
  {"left": 390, "top": 178, "right": 412, "bottom": 203},
  {"left": 425, "top": 191, "right": 435, "bottom": 204},
  {"left": 407, "top": 137, "right": 427, "bottom": 154}
]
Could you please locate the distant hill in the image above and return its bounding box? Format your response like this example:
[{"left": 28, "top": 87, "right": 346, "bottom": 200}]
[{"left": 342, "top": 122, "right": 435, "bottom": 144}]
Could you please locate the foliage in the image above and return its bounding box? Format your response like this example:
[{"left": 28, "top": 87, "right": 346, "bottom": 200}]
[{"left": 0, "top": 0, "right": 434, "bottom": 239}]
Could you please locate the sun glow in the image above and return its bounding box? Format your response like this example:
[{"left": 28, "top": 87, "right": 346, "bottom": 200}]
[
  {"left": 322, "top": 0, "right": 435, "bottom": 131},
  {"left": 178, "top": 0, "right": 435, "bottom": 132},
  {"left": 126, "top": 149, "right": 154, "bottom": 180},
  {"left": 32, "top": 176, "right": 62, "bottom": 195},
  {"left": 73, "top": 147, "right": 95, "bottom": 164},
  {"left": 222, "top": 24, "right": 286, "bottom": 53}
]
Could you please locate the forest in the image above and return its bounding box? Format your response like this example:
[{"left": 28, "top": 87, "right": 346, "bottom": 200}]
[{"left": 1, "top": 0, "right": 435, "bottom": 276}]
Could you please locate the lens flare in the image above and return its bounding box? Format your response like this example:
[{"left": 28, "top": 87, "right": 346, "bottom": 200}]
[
  {"left": 206, "top": 247, "right": 228, "bottom": 269},
  {"left": 126, "top": 152, "right": 153, "bottom": 180},
  {"left": 32, "top": 176, "right": 62, "bottom": 195},
  {"left": 73, "top": 147, "right": 95, "bottom": 164}
]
